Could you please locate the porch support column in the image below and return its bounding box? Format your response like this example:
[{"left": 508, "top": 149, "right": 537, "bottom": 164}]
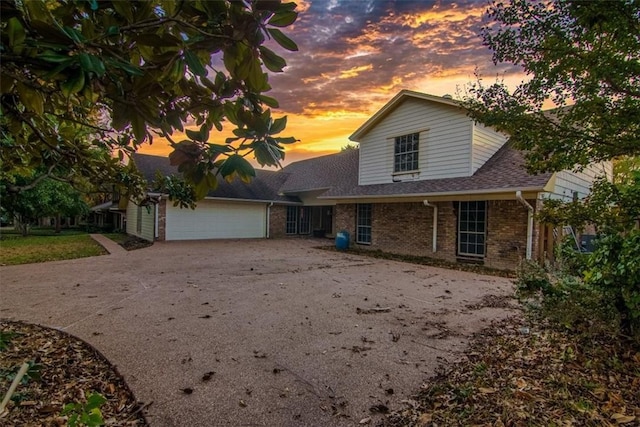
[{"left": 515, "top": 191, "right": 534, "bottom": 260}]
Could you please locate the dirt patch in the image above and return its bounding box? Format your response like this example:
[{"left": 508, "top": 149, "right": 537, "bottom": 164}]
[
  {"left": 117, "top": 236, "right": 154, "bottom": 251},
  {"left": 0, "top": 320, "right": 148, "bottom": 425}
]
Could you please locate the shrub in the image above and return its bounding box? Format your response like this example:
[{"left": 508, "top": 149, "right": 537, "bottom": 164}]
[{"left": 583, "top": 231, "right": 640, "bottom": 337}]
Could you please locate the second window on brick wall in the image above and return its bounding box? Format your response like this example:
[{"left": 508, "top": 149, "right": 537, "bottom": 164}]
[
  {"left": 458, "top": 201, "right": 487, "bottom": 257},
  {"left": 356, "top": 204, "right": 372, "bottom": 244},
  {"left": 394, "top": 132, "right": 419, "bottom": 173}
]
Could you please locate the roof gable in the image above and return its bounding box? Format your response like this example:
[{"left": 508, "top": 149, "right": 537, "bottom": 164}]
[{"left": 349, "top": 90, "right": 462, "bottom": 142}]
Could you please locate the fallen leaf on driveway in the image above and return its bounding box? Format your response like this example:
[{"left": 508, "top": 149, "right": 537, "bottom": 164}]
[
  {"left": 612, "top": 414, "right": 636, "bottom": 424},
  {"left": 180, "top": 388, "right": 193, "bottom": 395},
  {"left": 369, "top": 404, "right": 389, "bottom": 413},
  {"left": 201, "top": 371, "right": 215, "bottom": 381}
]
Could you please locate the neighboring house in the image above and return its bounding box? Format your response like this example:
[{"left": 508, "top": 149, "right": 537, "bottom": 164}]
[{"left": 127, "top": 90, "right": 610, "bottom": 270}]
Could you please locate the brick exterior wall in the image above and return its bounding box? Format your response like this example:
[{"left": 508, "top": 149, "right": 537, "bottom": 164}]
[
  {"left": 485, "top": 200, "right": 529, "bottom": 270},
  {"left": 268, "top": 205, "right": 287, "bottom": 238},
  {"left": 332, "top": 199, "right": 537, "bottom": 271}
]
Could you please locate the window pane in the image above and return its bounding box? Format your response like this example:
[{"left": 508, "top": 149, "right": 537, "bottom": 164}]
[
  {"left": 458, "top": 201, "right": 486, "bottom": 257},
  {"left": 394, "top": 133, "right": 419, "bottom": 172},
  {"left": 356, "top": 204, "right": 372, "bottom": 244}
]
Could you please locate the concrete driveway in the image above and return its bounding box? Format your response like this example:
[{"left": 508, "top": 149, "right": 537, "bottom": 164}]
[{"left": 0, "top": 238, "right": 516, "bottom": 426}]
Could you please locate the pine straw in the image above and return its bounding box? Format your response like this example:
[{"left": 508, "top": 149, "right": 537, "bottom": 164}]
[
  {"left": 0, "top": 321, "right": 148, "bottom": 426},
  {"left": 382, "top": 316, "right": 640, "bottom": 427}
]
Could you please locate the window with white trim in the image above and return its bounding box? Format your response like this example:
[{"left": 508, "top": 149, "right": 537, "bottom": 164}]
[
  {"left": 394, "top": 132, "right": 419, "bottom": 172},
  {"left": 458, "top": 201, "right": 486, "bottom": 257},
  {"left": 356, "top": 204, "right": 372, "bottom": 244}
]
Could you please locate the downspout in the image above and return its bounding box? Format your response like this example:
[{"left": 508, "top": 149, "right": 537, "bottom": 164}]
[
  {"left": 515, "top": 191, "right": 533, "bottom": 260},
  {"left": 423, "top": 200, "right": 438, "bottom": 252},
  {"left": 266, "top": 202, "right": 273, "bottom": 239},
  {"left": 154, "top": 196, "right": 161, "bottom": 240}
]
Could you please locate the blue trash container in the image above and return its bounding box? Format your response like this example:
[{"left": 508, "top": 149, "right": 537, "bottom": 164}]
[{"left": 335, "top": 230, "right": 350, "bottom": 250}]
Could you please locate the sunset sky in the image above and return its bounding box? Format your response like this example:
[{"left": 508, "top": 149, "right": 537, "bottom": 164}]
[{"left": 138, "top": 0, "right": 526, "bottom": 166}]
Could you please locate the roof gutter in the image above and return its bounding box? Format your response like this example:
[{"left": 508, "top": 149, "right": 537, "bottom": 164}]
[
  {"left": 515, "top": 191, "right": 534, "bottom": 260},
  {"left": 319, "top": 186, "right": 545, "bottom": 200}
]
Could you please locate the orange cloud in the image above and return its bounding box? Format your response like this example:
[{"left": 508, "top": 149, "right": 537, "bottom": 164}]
[{"left": 338, "top": 64, "right": 373, "bottom": 79}]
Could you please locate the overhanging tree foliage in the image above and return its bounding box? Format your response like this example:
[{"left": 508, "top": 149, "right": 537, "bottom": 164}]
[
  {"left": 468, "top": 0, "right": 640, "bottom": 338},
  {"left": 1, "top": 0, "right": 299, "bottom": 202},
  {"left": 464, "top": 0, "right": 639, "bottom": 173}
]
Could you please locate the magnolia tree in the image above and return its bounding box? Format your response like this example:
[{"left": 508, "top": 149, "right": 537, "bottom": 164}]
[{"left": 1, "top": 0, "right": 299, "bottom": 204}]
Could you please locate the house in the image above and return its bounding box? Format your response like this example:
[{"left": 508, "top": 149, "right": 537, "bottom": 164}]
[{"left": 127, "top": 90, "right": 610, "bottom": 270}]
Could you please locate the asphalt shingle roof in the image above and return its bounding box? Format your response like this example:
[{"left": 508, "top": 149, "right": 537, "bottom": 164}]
[
  {"left": 133, "top": 143, "right": 553, "bottom": 203},
  {"left": 131, "top": 153, "right": 298, "bottom": 203},
  {"left": 282, "top": 144, "right": 553, "bottom": 199},
  {"left": 279, "top": 149, "right": 359, "bottom": 194}
]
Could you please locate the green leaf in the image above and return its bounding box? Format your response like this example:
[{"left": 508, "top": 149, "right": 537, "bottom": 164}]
[
  {"left": 184, "top": 50, "right": 207, "bottom": 77},
  {"left": 37, "top": 51, "right": 72, "bottom": 63},
  {"left": 275, "top": 136, "right": 297, "bottom": 144},
  {"left": 61, "top": 26, "right": 85, "bottom": 43},
  {"left": 89, "top": 55, "right": 106, "bottom": 77},
  {"left": 106, "top": 26, "right": 120, "bottom": 36},
  {"left": 268, "top": 11, "right": 298, "bottom": 27},
  {"left": 247, "top": 59, "right": 268, "bottom": 91},
  {"left": 86, "top": 392, "right": 107, "bottom": 410},
  {"left": 185, "top": 127, "right": 208, "bottom": 142},
  {"left": 223, "top": 102, "right": 240, "bottom": 126},
  {"left": 254, "top": 142, "right": 284, "bottom": 167},
  {"left": 17, "top": 83, "right": 45, "bottom": 115},
  {"left": 270, "top": 116, "right": 287, "bottom": 135},
  {"left": 130, "top": 112, "right": 147, "bottom": 143},
  {"left": 267, "top": 28, "right": 298, "bottom": 51},
  {"left": 105, "top": 58, "right": 144, "bottom": 76},
  {"left": 219, "top": 154, "right": 256, "bottom": 182},
  {"left": 112, "top": 1, "right": 134, "bottom": 23},
  {"left": 7, "top": 18, "right": 26, "bottom": 53},
  {"left": 258, "top": 46, "right": 287, "bottom": 72},
  {"left": 60, "top": 71, "right": 86, "bottom": 97},
  {"left": 258, "top": 94, "right": 279, "bottom": 108},
  {"left": 208, "top": 144, "right": 233, "bottom": 154}
]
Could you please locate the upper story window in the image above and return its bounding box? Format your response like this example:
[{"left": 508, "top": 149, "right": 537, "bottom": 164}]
[{"left": 394, "top": 132, "right": 419, "bottom": 173}]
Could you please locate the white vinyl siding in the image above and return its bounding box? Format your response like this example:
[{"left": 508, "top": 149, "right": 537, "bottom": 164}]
[
  {"left": 165, "top": 200, "right": 266, "bottom": 240},
  {"left": 547, "top": 161, "right": 612, "bottom": 201},
  {"left": 358, "top": 98, "right": 472, "bottom": 185},
  {"left": 126, "top": 200, "right": 155, "bottom": 241},
  {"left": 472, "top": 122, "right": 508, "bottom": 174}
]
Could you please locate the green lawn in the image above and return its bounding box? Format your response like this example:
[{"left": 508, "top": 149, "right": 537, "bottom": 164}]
[{"left": 0, "top": 233, "right": 107, "bottom": 265}]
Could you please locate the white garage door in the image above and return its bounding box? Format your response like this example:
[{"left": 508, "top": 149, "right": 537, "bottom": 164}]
[{"left": 165, "top": 200, "right": 266, "bottom": 240}]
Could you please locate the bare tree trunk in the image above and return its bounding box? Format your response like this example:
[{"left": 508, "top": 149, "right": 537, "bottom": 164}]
[{"left": 55, "top": 214, "right": 62, "bottom": 233}]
